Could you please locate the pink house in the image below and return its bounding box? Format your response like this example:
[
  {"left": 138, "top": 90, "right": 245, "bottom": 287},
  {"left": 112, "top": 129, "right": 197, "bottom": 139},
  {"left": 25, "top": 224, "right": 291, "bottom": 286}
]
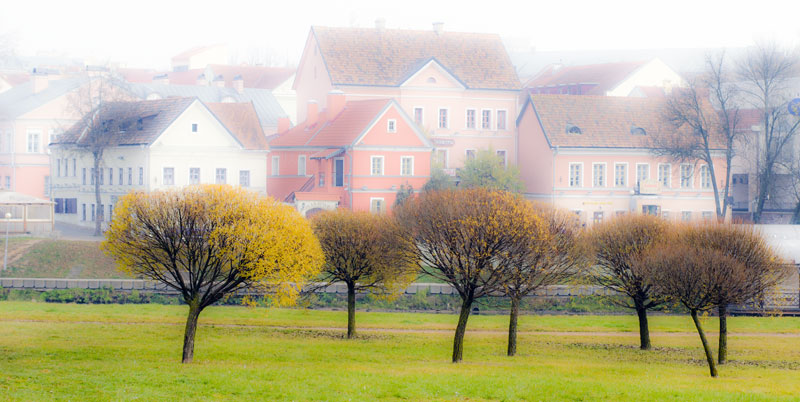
[
  {"left": 518, "top": 94, "right": 727, "bottom": 225},
  {"left": 268, "top": 92, "right": 432, "bottom": 215},
  {"left": 292, "top": 23, "right": 520, "bottom": 172}
]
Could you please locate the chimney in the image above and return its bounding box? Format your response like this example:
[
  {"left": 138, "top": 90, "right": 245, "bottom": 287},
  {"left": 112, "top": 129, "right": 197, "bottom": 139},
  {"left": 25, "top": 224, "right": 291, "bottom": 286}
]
[
  {"left": 153, "top": 74, "right": 169, "bottom": 85},
  {"left": 375, "top": 18, "right": 386, "bottom": 32},
  {"left": 32, "top": 69, "right": 49, "bottom": 93},
  {"left": 432, "top": 22, "right": 444, "bottom": 35},
  {"left": 277, "top": 117, "right": 291, "bottom": 133},
  {"left": 306, "top": 100, "right": 319, "bottom": 126},
  {"left": 213, "top": 75, "right": 225, "bottom": 88},
  {"left": 233, "top": 74, "right": 244, "bottom": 94},
  {"left": 196, "top": 73, "right": 207, "bottom": 86},
  {"left": 327, "top": 90, "right": 346, "bottom": 117}
]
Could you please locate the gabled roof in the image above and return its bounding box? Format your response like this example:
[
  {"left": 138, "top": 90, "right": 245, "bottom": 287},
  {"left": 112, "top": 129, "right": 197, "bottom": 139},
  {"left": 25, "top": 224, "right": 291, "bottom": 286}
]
[
  {"left": 54, "top": 98, "right": 195, "bottom": 147},
  {"left": 525, "top": 61, "right": 647, "bottom": 95},
  {"left": 523, "top": 94, "right": 723, "bottom": 149},
  {"left": 270, "top": 99, "right": 392, "bottom": 147},
  {"left": 206, "top": 102, "right": 268, "bottom": 150},
  {"left": 309, "top": 26, "right": 520, "bottom": 90},
  {"left": 0, "top": 76, "right": 86, "bottom": 119},
  {"left": 206, "top": 65, "right": 295, "bottom": 90}
]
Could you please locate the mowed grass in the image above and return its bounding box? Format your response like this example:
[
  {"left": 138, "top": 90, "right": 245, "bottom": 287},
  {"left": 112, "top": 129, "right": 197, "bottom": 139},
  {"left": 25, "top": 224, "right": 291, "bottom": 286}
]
[
  {"left": 0, "top": 238, "right": 127, "bottom": 279},
  {"left": 1, "top": 302, "right": 799, "bottom": 401}
]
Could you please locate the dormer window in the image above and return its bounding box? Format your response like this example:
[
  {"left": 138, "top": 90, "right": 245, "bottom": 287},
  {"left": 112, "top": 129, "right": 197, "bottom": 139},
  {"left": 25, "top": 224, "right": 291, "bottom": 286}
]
[
  {"left": 630, "top": 126, "right": 646, "bottom": 136},
  {"left": 387, "top": 119, "right": 397, "bottom": 133},
  {"left": 566, "top": 124, "right": 582, "bottom": 135},
  {"left": 192, "top": 123, "right": 198, "bottom": 133},
  {"left": 136, "top": 119, "right": 143, "bottom": 130},
  {"left": 427, "top": 77, "right": 437, "bottom": 84}
]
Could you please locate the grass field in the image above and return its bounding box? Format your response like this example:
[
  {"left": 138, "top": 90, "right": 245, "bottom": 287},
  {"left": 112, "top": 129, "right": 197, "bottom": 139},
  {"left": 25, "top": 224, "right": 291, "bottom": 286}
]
[
  {"left": 0, "top": 238, "right": 126, "bottom": 279},
  {"left": 1, "top": 302, "right": 799, "bottom": 401}
]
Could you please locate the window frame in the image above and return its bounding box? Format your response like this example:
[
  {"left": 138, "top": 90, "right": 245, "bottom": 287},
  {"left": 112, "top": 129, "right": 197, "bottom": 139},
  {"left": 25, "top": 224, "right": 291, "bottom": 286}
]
[
  {"left": 387, "top": 119, "right": 397, "bottom": 133},
  {"left": 239, "top": 170, "right": 250, "bottom": 187},
  {"left": 465, "top": 108, "right": 476, "bottom": 129},
  {"left": 162, "top": 167, "right": 175, "bottom": 186},
  {"left": 614, "top": 162, "right": 628, "bottom": 188},
  {"left": 413, "top": 107, "right": 424, "bottom": 126},
  {"left": 438, "top": 108, "right": 449, "bottom": 129},
  {"left": 400, "top": 156, "right": 414, "bottom": 176},
  {"left": 592, "top": 162, "right": 607, "bottom": 188},
  {"left": 635, "top": 163, "right": 650, "bottom": 185},
  {"left": 298, "top": 155, "right": 307, "bottom": 176},
  {"left": 215, "top": 168, "right": 227, "bottom": 184},
  {"left": 370, "top": 197, "right": 385, "bottom": 214},
  {"left": 370, "top": 155, "right": 384, "bottom": 176},
  {"left": 569, "top": 162, "right": 584, "bottom": 188},
  {"left": 658, "top": 163, "right": 671, "bottom": 188},
  {"left": 680, "top": 164, "right": 694, "bottom": 189},
  {"left": 271, "top": 156, "right": 280, "bottom": 176},
  {"left": 480, "top": 109, "right": 492, "bottom": 130},
  {"left": 189, "top": 167, "right": 200, "bottom": 184},
  {"left": 496, "top": 109, "right": 508, "bottom": 131}
]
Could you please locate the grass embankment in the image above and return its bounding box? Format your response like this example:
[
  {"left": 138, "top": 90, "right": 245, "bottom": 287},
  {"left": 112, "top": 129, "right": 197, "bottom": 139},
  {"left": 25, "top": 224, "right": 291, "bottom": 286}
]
[
  {"left": 1, "top": 302, "right": 799, "bottom": 401},
  {"left": 0, "top": 238, "right": 126, "bottom": 278}
]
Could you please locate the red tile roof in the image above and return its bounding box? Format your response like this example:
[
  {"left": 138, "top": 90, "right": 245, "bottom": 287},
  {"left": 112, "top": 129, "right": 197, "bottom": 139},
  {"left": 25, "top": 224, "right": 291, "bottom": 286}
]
[
  {"left": 526, "top": 94, "right": 724, "bottom": 149},
  {"left": 207, "top": 65, "right": 294, "bottom": 90},
  {"left": 525, "top": 61, "right": 647, "bottom": 95},
  {"left": 311, "top": 26, "right": 520, "bottom": 90},
  {"left": 206, "top": 102, "right": 268, "bottom": 150},
  {"left": 269, "top": 99, "right": 391, "bottom": 147}
]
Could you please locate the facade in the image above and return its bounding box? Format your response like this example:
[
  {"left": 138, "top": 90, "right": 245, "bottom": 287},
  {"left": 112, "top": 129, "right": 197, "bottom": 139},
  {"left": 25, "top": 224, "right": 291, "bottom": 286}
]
[
  {"left": 517, "top": 94, "right": 726, "bottom": 226},
  {"left": 49, "top": 98, "right": 268, "bottom": 228},
  {"left": 525, "top": 59, "right": 684, "bottom": 97},
  {"left": 293, "top": 24, "right": 520, "bottom": 171},
  {"left": 268, "top": 92, "right": 432, "bottom": 215}
]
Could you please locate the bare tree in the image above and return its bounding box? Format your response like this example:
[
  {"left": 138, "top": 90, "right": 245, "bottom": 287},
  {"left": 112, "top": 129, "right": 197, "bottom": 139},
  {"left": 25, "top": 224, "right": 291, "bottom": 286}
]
[
  {"left": 655, "top": 52, "right": 740, "bottom": 221},
  {"left": 737, "top": 42, "right": 800, "bottom": 223}
]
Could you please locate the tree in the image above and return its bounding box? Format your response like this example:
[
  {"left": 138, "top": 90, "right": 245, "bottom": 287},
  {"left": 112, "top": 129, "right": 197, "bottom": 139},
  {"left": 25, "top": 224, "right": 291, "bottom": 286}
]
[
  {"left": 641, "top": 243, "right": 738, "bottom": 377},
  {"left": 393, "top": 184, "right": 415, "bottom": 208},
  {"left": 655, "top": 52, "right": 740, "bottom": 221},
  {"left": 311, "top": 209, "right": 417, "bottom": 338},
  {"left": 737, "top": 42, "right": 800, "bottom": 223},
  {"left": 102, "top": 185, "right": 323, "bottom": 363},
  {"left": 65, "top": 71, "right": 133, "bottom": 235},
  {"left": 588, "top": 214, "right": 668, "bottom": 350},
  {"left": 499, "top": 205, "right": 586, "bottom": 356},
  {"left": 458, "top": 149, "right": 524, "bottom": 193},
  {"left": 423, "top": 165, "right": 454, "bottom": 193},
  {"left": 681, "top": 223, "right": 785, "bottom": 364},
  {"left": 397, "top": 188, "right": 547, "bottom": 362}
]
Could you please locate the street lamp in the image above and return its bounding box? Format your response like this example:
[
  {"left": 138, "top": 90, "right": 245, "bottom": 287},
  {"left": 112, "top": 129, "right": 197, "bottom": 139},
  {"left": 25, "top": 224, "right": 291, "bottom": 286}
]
[{"left": 3, "top": 212, "right": 10, "bottom": 271}]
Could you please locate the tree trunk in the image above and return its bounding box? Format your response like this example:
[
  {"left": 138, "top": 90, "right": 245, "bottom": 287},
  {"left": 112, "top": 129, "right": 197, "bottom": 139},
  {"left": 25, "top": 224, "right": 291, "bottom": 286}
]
[
  {"left": 507, "top": 296, "right": 519, "bottom": 356},
  {"left": 718, "top": 304, "right": 728, "bottom": 364},
  {"left": 346, "top": 283, "right": 356, "bottom": 339},
  {"left": 635, "top": 302, "right": 652, "bottom": 350},
  {"left": 691, "top": 309, "right": 718, "bottom": 377},
  {"left": 452, "top": 294, "right": 474, "bottom": 363},
  {"left": 93, "top": 155, "right": 103, "bottom": 236},
  {"left": 182, "top": 301, "right": 202, "bottom": 364}
]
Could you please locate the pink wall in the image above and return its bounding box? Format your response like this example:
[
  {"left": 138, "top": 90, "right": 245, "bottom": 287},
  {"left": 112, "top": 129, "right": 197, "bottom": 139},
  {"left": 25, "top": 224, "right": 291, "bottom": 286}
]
[{"left": 517, "top": 101, "right": 554, "bottom": 195}]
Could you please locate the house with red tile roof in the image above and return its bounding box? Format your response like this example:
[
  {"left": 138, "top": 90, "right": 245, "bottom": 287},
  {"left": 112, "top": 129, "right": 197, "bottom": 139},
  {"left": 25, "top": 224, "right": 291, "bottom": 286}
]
[
  {"left": 517, "top": 94, "right": 726, "bottom": 226},
  {"left": 525, "top": 59, "right": 683, "bottom": 97},
  {"left": 50, "top": 97, "right": 268, "bottom": 228},
  {"left": 268, "top": 91, "right": 432, "bottom": 216},
  {"left": 293, "top": 23, "right": 520, "bottom": 173}
]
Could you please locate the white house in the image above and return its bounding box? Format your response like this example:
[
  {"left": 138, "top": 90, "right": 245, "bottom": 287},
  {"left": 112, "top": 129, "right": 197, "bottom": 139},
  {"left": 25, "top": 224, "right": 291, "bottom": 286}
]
[{"left": 49, "top": 97, "right": 268, "bottom": 228}]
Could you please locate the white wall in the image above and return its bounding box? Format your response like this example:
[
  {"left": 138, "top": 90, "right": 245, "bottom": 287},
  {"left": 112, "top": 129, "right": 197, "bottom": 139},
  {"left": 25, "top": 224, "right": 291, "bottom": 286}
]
[{"left": 610, "top": 59, "right": 685, "bottom": 97}]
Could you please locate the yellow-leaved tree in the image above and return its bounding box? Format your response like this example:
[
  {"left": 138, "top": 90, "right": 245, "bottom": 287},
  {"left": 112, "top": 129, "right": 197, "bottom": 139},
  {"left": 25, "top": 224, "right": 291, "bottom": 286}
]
[
  {"left": 311, "top": 209, "right": 417, "bottom": 338},
  {"left": 102, "top": 185, "right": 323, "bottom": 363}
]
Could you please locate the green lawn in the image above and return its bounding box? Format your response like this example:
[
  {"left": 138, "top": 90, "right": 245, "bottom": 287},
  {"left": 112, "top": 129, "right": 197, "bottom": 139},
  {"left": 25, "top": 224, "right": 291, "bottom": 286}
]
[
  {"left": 1, "top": 302, "right": 799, "bottom": 401},
  {"left": 0, "top": 238, "right": 127, "bottom": 279}
]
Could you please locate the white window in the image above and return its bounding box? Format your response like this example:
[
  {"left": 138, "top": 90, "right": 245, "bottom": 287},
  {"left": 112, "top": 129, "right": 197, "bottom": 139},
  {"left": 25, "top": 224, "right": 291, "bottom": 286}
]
[
  {"left": 401, "top": 156, "right": 414, "bottom": 176},
  {"left": 239, "top": 170, "right": 250, "bottom": 187},
  {"left": 370, "top": 198, "right": 385, "bottom": 214},
  {"left": 387, "top": 119, "right": 396, "bottom": 133},
  {"left": 465, "top": 109, "right": 476, "bottom": 129},
  {"left": 413, "top": 107, "right": 424, "bottom": 126},
  {"left": 298, "top": 155, "right": 307, "bottom": 176},
  {"left": 497, "top": 110, "right": 507, "bottom": 130},
  {"left": 56, "top": 159, "right": 61, "bottom": 177},
  {"left": 465, "top": 149, "right": 476, "bottom": 161},
  {"left": 636, "top": 163, "right": 649, "bottom": 185},
  {"left": 44, "top": 176, "right": 50, "bottom": 196},
  {"left": 72, "top": 159, "right": 76, "bottom": 177},
  {"left": 271, "top": 156, "right": 280, "bottom": 176},
  {"left": 681, "top": 211, "right": 692, "bottom": 222},
  {"left": 128, "top": 168, "right": 132, "bottom": 185},
  {"left": 614, "top": 163, "right": 627, "bottom": 187},
  {"left": 371, "top": 156, "right": 384, "bottom": 176},
  {"left": 163, "top": 167, "right": 174, "bottom": 185},
  {"left": 481, "top": 109, "right": 492, "bottom": 129},
  {"left": 658, "top": 163, "right": 671, "bottom": 188},
  {"left": 216, "top": 168, "right": 227, "bottom": 184},
  {"left": 435, "top": 149, "right": 448, "bottom": 168},
  {"left": 108, "top": 168, "right": 113, "bottom": 185},
  {"left": 496, "top": 150, "right": 507, "bottom": 168},
  {"left": 189, "top": 168, "right": 200, "bottom": 184},
  {"left": 700, "top": 165, "right": 712, "bottom": 189},
  {"left": 438, "top": 108, "right": 448, "bottom": 129},
  {"left": 680, "top": 164, "right": 693, "bottom": 189},
  {"left": 569, "top": 163, "right": 583, "bottom": 187},
  {"left": 118, "top": 168, "right": 123, "bottom": 185},
  {"left": 592, "top": 163, "right": 606, "bottom": 187},
  {"left": 138, "top": 167, "right": 144, "bottom": 185},
  {"left": 191, "top": 123, "right": 198, "bottom": 133},
  {"left": 702, "top": 211, "right": 714, "bottom": 220},
  {"left": 26, "top": 130, "right": 41, "bottom": 153}
]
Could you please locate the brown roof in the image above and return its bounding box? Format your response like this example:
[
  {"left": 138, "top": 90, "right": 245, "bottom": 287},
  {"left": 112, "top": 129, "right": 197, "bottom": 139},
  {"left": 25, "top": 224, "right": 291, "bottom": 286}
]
[
  {"left": 526, "top": 94, "right": 724, "bottom": 149},
  {"left": 55, "top": 98, "right": 195, "bottom": 146},
  {"left": 206, "top": 102, "right": 268, "bottom": 150},
  {"left": 525, "top": 61, "right": 647, "bottom": 95},
  {"left": 311, "top": 26, "right": 520, "bottom": 90},
  {"left": 269, "top": 99, "right": 391, "bottom": 147},
  {"left": 207, "top": 65, "right": 294, "bottom": 90}
]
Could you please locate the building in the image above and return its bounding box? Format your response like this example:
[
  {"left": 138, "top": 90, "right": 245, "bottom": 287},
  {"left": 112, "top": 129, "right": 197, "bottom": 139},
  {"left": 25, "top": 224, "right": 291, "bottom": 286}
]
[
  {"left": 293, "top": 23, "right": 520, "bottom": 171},
  {"left": 525, "top": 59, "right": 684, "bottom": 97},
  {"left": 268, "top": 92, "right": 432, "bottom": 216},
  {"left": 49, "top": 97, "right": 268, "bottom": 228},
  {"left": 517, "top": 94, "right": 726, "bottom": 226}
]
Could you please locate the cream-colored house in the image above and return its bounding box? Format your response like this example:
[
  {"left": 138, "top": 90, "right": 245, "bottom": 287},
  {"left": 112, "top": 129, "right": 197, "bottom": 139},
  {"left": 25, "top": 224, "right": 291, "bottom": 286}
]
[{"left": 49, "top": 97, "right": 268, "bottom": 228}]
